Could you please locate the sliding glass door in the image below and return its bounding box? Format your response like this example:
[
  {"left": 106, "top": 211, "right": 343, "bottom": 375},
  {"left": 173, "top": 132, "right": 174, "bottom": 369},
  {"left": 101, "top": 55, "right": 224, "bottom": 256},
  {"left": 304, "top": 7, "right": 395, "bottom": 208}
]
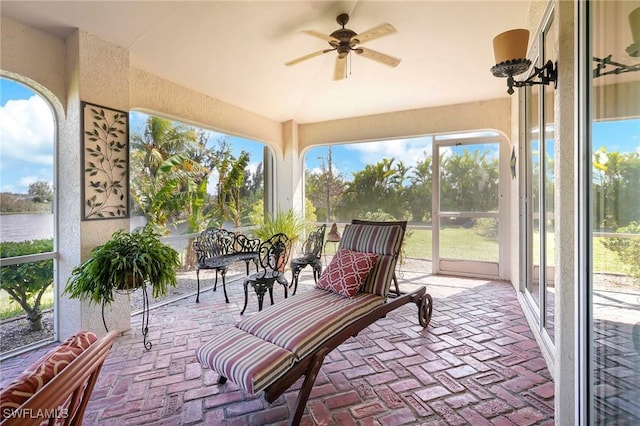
[
  {"left": 432, "top": 133, "right": 504, "bottom": 278},
  {"left": 581, "top": 1, "right": 640, "bottom": 423},
  {"left": 522, "top": 9, "right": 556, "bottom": 345}
]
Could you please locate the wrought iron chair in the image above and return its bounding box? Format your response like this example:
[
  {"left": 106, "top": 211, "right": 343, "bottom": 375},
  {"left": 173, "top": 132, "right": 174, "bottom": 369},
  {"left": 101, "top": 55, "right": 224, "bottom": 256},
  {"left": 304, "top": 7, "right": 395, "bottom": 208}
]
[
  {"left": 241, "top": 233, "right": 292, "bottom": 315},
  {"left": 290, "top": 224, "right": 326, "bottom": 295}
]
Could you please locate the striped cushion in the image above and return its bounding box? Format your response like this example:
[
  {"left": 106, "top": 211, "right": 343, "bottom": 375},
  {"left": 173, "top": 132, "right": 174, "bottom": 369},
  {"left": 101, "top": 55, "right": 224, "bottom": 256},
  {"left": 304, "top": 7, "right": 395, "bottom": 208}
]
[
  {"left": 196, "top": 327, "right": 295, "bottom": 395},
  {"left": 236, "top": 288, "right": 384, "bottom": 360},
  {"left": 339, "top": 224, "right": 404, "bottom": 296}
]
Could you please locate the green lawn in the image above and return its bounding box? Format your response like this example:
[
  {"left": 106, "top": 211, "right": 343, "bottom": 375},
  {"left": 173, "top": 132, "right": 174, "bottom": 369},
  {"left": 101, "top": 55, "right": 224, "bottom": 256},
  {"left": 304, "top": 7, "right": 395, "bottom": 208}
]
[
  {"left": 404, "top": 227, "right": 628, "bottom": 274},
  {"left": 326, "top": 225, "right": 627, "bottom": 274},
  {"left": 0, "top": 227, "right": 631, "bottom": 321}
]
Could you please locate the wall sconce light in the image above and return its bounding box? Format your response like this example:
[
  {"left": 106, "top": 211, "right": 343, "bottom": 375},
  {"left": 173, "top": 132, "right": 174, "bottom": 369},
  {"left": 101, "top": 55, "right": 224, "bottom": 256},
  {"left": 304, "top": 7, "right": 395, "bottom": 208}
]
[
  {"left": 593, "top": 6, "right": 640, "bottom": 78},
  {"left": 490, "top": 29, "right": 557, "bottom": 95}
]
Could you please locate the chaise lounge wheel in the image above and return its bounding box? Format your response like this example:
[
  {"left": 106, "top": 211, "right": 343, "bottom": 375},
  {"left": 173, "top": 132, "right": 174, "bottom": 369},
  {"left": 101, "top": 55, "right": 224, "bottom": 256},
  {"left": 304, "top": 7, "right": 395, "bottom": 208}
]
[
  {"left": 218, "top": 376, "right": 228, "bottom": 385},
  {"left": 418, "top": 293, "right": 433, "bottom": 328}
]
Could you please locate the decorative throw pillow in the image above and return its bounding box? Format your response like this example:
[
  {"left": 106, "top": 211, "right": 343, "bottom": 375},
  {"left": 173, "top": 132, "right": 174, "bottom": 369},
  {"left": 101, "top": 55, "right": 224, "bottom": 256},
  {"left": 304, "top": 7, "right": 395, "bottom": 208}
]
[
  {"left": 0, "top": 331, "right": 97, "bottom": 416},
  {"left": 316, "top": 248, "right": 378, "bottom": 297}
]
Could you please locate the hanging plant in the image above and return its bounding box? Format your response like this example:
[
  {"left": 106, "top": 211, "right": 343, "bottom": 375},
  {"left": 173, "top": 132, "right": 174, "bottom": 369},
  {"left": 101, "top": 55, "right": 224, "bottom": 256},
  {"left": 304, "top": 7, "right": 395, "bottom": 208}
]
[{"left": 64, "top": 227, "right": 180, "bottom": 305}]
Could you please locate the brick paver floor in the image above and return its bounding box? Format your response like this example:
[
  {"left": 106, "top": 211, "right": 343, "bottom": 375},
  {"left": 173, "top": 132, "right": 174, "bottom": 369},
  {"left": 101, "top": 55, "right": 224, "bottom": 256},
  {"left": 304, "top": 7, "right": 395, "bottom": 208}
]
[{"left": 1, "top": 267, "right": 555, "bottom": 425}]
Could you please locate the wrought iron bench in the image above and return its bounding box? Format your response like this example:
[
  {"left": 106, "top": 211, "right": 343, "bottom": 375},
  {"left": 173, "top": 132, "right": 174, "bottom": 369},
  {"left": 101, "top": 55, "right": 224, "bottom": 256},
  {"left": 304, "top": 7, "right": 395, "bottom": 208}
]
[
  {"left": 193, "top": 228, "right": 260, "bottom": 303},
  {"left": 197, "top": 220, "right": 433, "bottom": 425}
]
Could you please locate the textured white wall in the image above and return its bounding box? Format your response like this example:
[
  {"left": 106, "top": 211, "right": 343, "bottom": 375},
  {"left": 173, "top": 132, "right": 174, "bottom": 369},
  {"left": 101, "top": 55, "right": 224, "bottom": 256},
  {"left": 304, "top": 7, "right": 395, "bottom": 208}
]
[
  {"left": 77, "top": 31, "right": 132, "bottom": 335},
  {"left": 0, "top": 18, "right": 66, "bottom": 106},
  {"left": 555, "top": 2, "right": 577, "bottom": 424},
  {"left": 1, "top": 20, "right": 134, "bottom": 338},
  {"left": 129, "top": 67, "right": 282, "bottom": 149},
  {"left": 298, "top": 98, "right": 512, "bottom": 148}
]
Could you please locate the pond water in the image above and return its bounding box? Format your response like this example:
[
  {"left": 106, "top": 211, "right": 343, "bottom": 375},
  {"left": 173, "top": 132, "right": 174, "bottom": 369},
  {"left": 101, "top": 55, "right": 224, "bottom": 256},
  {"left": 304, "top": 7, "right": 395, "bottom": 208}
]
[{"left": 0, "top": 213, "right": 53, "bottom": 242}]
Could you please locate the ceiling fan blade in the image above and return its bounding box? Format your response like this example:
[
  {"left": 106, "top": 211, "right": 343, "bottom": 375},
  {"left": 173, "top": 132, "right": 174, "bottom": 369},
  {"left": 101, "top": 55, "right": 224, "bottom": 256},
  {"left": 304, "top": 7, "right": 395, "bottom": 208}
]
[
  {"left": 334, "top": 55, "right": 347, "bottom": 80},
  {"left": 356, "top": 48, "right": 401, "bottom": 67},
  {"left": 302, "top": 29, "right": 339, "bottom": 43},
  {"left": 285, "top": 49, "right": 333, "bottom": 66},
  {"left": 353, "top": 23, "right": 396, "bottom": 44}
]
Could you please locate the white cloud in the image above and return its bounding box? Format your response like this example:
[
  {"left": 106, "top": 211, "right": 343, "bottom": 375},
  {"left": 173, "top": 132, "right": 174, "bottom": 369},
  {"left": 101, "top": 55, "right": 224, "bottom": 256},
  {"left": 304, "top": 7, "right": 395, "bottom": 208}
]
[
  {"left": 18, "top": 176, "right": 41, "bottom": 187},
  {"left": 344, "top": 137, "right": 432, "bottom": 168},
  {"left": 0, "top": 95, "right": 54, "bottom": 166}
]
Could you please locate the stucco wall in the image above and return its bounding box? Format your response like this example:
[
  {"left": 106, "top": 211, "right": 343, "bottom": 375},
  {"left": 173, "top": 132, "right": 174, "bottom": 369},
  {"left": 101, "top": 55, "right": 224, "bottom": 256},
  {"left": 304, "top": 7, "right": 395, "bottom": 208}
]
[
  {"left": 0, "top": 18, "right": 66, "bottom": 107},
  {"left": 129, "top": 67, "right": 282, "bottom": 149},
  {"left": 298, "top": 98, "right": 512, "bottom": 148}
]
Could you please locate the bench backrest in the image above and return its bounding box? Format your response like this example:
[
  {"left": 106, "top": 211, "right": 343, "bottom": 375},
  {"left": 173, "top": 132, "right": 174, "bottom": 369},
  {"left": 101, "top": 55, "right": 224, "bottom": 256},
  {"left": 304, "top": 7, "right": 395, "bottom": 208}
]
[
  {"left": 193, "top": 228, "right": 259, "bottom": 261},
  {"left": 339, "top": 220, "right": 406, "bottom": 297}
]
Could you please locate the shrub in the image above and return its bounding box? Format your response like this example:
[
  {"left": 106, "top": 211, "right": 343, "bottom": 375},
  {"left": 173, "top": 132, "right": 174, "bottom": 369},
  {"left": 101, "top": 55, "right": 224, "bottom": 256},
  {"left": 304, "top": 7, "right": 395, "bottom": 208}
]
[
  {"left": 601, "top": 221, "right": 640, "bottom": 285},
  {"left": 0, "top": 239, "right": 54, "bottom": 331},
  {"left": 472, "top": 218, "right": 499, "bottom": 241}
]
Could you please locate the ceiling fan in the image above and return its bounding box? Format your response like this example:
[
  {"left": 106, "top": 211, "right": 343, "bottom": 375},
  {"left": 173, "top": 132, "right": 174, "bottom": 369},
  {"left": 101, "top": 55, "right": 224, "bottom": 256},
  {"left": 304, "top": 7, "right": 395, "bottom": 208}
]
[{"left": 285, "top": 13, "right": 401, "bottom": 80}]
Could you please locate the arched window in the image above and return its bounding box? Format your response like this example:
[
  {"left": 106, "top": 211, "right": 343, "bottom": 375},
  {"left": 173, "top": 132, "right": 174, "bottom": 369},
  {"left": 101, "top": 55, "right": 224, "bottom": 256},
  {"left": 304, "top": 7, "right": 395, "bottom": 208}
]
[{"left": 0, "top": 77, "right": 57, "bottom": 356}]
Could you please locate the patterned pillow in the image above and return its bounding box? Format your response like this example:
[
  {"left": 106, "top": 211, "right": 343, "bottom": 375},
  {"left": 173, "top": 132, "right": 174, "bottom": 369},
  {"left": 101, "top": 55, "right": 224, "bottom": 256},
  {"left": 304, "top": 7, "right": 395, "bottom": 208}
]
[
  {"left": 316, "top": 248, "right": 378, "bottom": 297},
  {"left": 0, "top": 331, "right": 97, "bottom": 417}
]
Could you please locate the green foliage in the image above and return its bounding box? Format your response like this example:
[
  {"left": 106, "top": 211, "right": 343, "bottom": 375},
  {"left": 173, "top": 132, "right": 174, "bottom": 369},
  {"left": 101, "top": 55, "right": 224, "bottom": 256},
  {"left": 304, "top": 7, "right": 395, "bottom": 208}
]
[
  {"left": 305, "top": 146, "right": 345, "bottom": 222},
  {"left": 593, "top": 148, "right": 640, "bottom": 230},
  {"left": 28, "top": 181, "right": 53, "bottom": 203},
  {"left": 64, "top": 227, "right": 180, "bottom": 305},
  {"left": 304, "top": 198, "right": 317, "bottom": 224},
  {"left": 472, "top": 218, "right": 499, "bottom": 241},
  {"left": 0, "top": 239, "right": 54, "bottom": 331},
  {"left": 339, "top": 158, "right": 409, "bottom": 220},
  {"left": 130, "top": 118, "right": 264, "bottom": 232},
  {"left": 210, "top": 140, "right": 250, "bottom": 227},
  {"left": 363, "top": 210, "right": 395, "bottom": 222},
  {"left": 407, "top": 154, "right": 432, "bottom": 222},
  {"left": 440, "top": 148, "right": 499, "bottom": 212},
  {"left": 248, "top": 199, "right": 265, "bottom": 227},
  {"left": 600, "top": 221, "right": 640, "bottom": 284},
  {"left": 130, "top": 116, "right": 210, "bottom": 233},
  {"left": 251, "top": 210, "right": 306, "bottom": 246}
]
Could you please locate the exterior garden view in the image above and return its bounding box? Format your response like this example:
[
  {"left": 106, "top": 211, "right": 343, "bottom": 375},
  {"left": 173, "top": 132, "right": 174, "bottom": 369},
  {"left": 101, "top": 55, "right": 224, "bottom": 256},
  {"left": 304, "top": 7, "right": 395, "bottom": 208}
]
[{"left": 1, "top": 98, "right": 638, "bottom": 355}]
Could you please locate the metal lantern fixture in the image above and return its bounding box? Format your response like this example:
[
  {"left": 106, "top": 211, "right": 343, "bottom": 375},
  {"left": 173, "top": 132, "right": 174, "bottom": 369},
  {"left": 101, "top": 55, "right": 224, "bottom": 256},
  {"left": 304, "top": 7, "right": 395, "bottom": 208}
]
[{"left": 490, "top": 29, "right": 557, "bottom": 95}]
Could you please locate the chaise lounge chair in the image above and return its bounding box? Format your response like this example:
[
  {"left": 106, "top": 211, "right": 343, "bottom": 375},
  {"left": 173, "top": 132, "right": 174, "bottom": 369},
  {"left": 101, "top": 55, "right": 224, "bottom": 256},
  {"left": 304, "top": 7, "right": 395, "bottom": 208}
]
[
  {"left": 197, "top": 220, "right": 433, "bottom": 425},
  {"left": 0, "top": 331, "right": 117, "bottom": 426}
]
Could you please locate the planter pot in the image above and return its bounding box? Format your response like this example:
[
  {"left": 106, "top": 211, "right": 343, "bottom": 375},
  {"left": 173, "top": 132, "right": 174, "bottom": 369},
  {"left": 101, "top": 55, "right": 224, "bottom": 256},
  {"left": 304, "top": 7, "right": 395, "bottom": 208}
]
[{"left": 117, "top": 273, "right": 145, "bottom": 292}]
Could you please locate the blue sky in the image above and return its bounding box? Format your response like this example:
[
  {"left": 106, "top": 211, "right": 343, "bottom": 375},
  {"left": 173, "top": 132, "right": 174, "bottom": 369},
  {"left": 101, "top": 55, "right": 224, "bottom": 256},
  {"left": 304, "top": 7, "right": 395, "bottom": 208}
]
[{"left": 1, "top": 77, "right": 639, "bottom": 194}]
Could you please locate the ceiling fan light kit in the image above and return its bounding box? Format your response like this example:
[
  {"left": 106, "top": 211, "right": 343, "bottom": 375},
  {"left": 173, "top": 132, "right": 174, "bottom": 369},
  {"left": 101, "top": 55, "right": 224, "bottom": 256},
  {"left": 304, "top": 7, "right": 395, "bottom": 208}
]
[{"left": 286, "top": 13, "right": 401, "bottom": 80}]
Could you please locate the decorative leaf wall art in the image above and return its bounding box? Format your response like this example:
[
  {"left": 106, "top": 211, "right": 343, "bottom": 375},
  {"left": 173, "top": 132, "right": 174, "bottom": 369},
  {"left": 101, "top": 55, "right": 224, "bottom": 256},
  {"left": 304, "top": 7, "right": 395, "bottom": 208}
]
[{"left": 81, "top": 101, "right": 129, "bottom": 220}]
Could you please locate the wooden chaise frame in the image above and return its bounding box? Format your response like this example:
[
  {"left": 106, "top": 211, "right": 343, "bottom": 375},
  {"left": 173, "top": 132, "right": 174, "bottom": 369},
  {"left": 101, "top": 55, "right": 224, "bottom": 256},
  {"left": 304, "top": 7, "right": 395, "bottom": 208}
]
[
  {"left": 212, "top": 220, "right": 433, "bottom": 425},
  {"left": 261, "top": 286, "right": 432, "bottom": 424},
  {"left": 1, "top": 331, "right": 117, "bottom": 426}
]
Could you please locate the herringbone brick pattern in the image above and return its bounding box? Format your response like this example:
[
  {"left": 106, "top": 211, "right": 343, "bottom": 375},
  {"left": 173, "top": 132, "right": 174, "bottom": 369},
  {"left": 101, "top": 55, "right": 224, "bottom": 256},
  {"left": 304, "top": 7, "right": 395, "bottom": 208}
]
[{"left": 1, "top": 269, "right": 555, "bottom": 425}]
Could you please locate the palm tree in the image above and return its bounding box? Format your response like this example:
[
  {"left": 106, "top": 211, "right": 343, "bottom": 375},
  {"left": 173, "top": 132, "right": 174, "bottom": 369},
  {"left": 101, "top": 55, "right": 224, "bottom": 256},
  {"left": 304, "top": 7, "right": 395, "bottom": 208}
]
[
  {"left": 209, "top": 140, "right": 250, "bottom": 227},
  {"left": 130, "top": 116, "right": 209, "bottom": 233}
]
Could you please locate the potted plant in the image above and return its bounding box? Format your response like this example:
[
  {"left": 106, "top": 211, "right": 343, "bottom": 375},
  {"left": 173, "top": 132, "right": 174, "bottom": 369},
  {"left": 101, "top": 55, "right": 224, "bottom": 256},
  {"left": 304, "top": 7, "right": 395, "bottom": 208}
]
[
  {"left": 251, "top": 210, "right": 306, "bottom": 246},
  {"left": 64, "top": 227, "right": 180, "bottom": 306},
  {"left": 251, "top": 210, "right": 306, "bottom": 272}
]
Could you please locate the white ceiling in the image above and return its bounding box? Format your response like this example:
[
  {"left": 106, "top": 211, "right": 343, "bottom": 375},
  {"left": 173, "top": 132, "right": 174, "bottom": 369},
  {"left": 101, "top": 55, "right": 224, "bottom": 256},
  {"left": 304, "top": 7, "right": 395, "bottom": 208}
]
[{"left": 1, "top": 1, "right": 531, "bottom": 124}]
